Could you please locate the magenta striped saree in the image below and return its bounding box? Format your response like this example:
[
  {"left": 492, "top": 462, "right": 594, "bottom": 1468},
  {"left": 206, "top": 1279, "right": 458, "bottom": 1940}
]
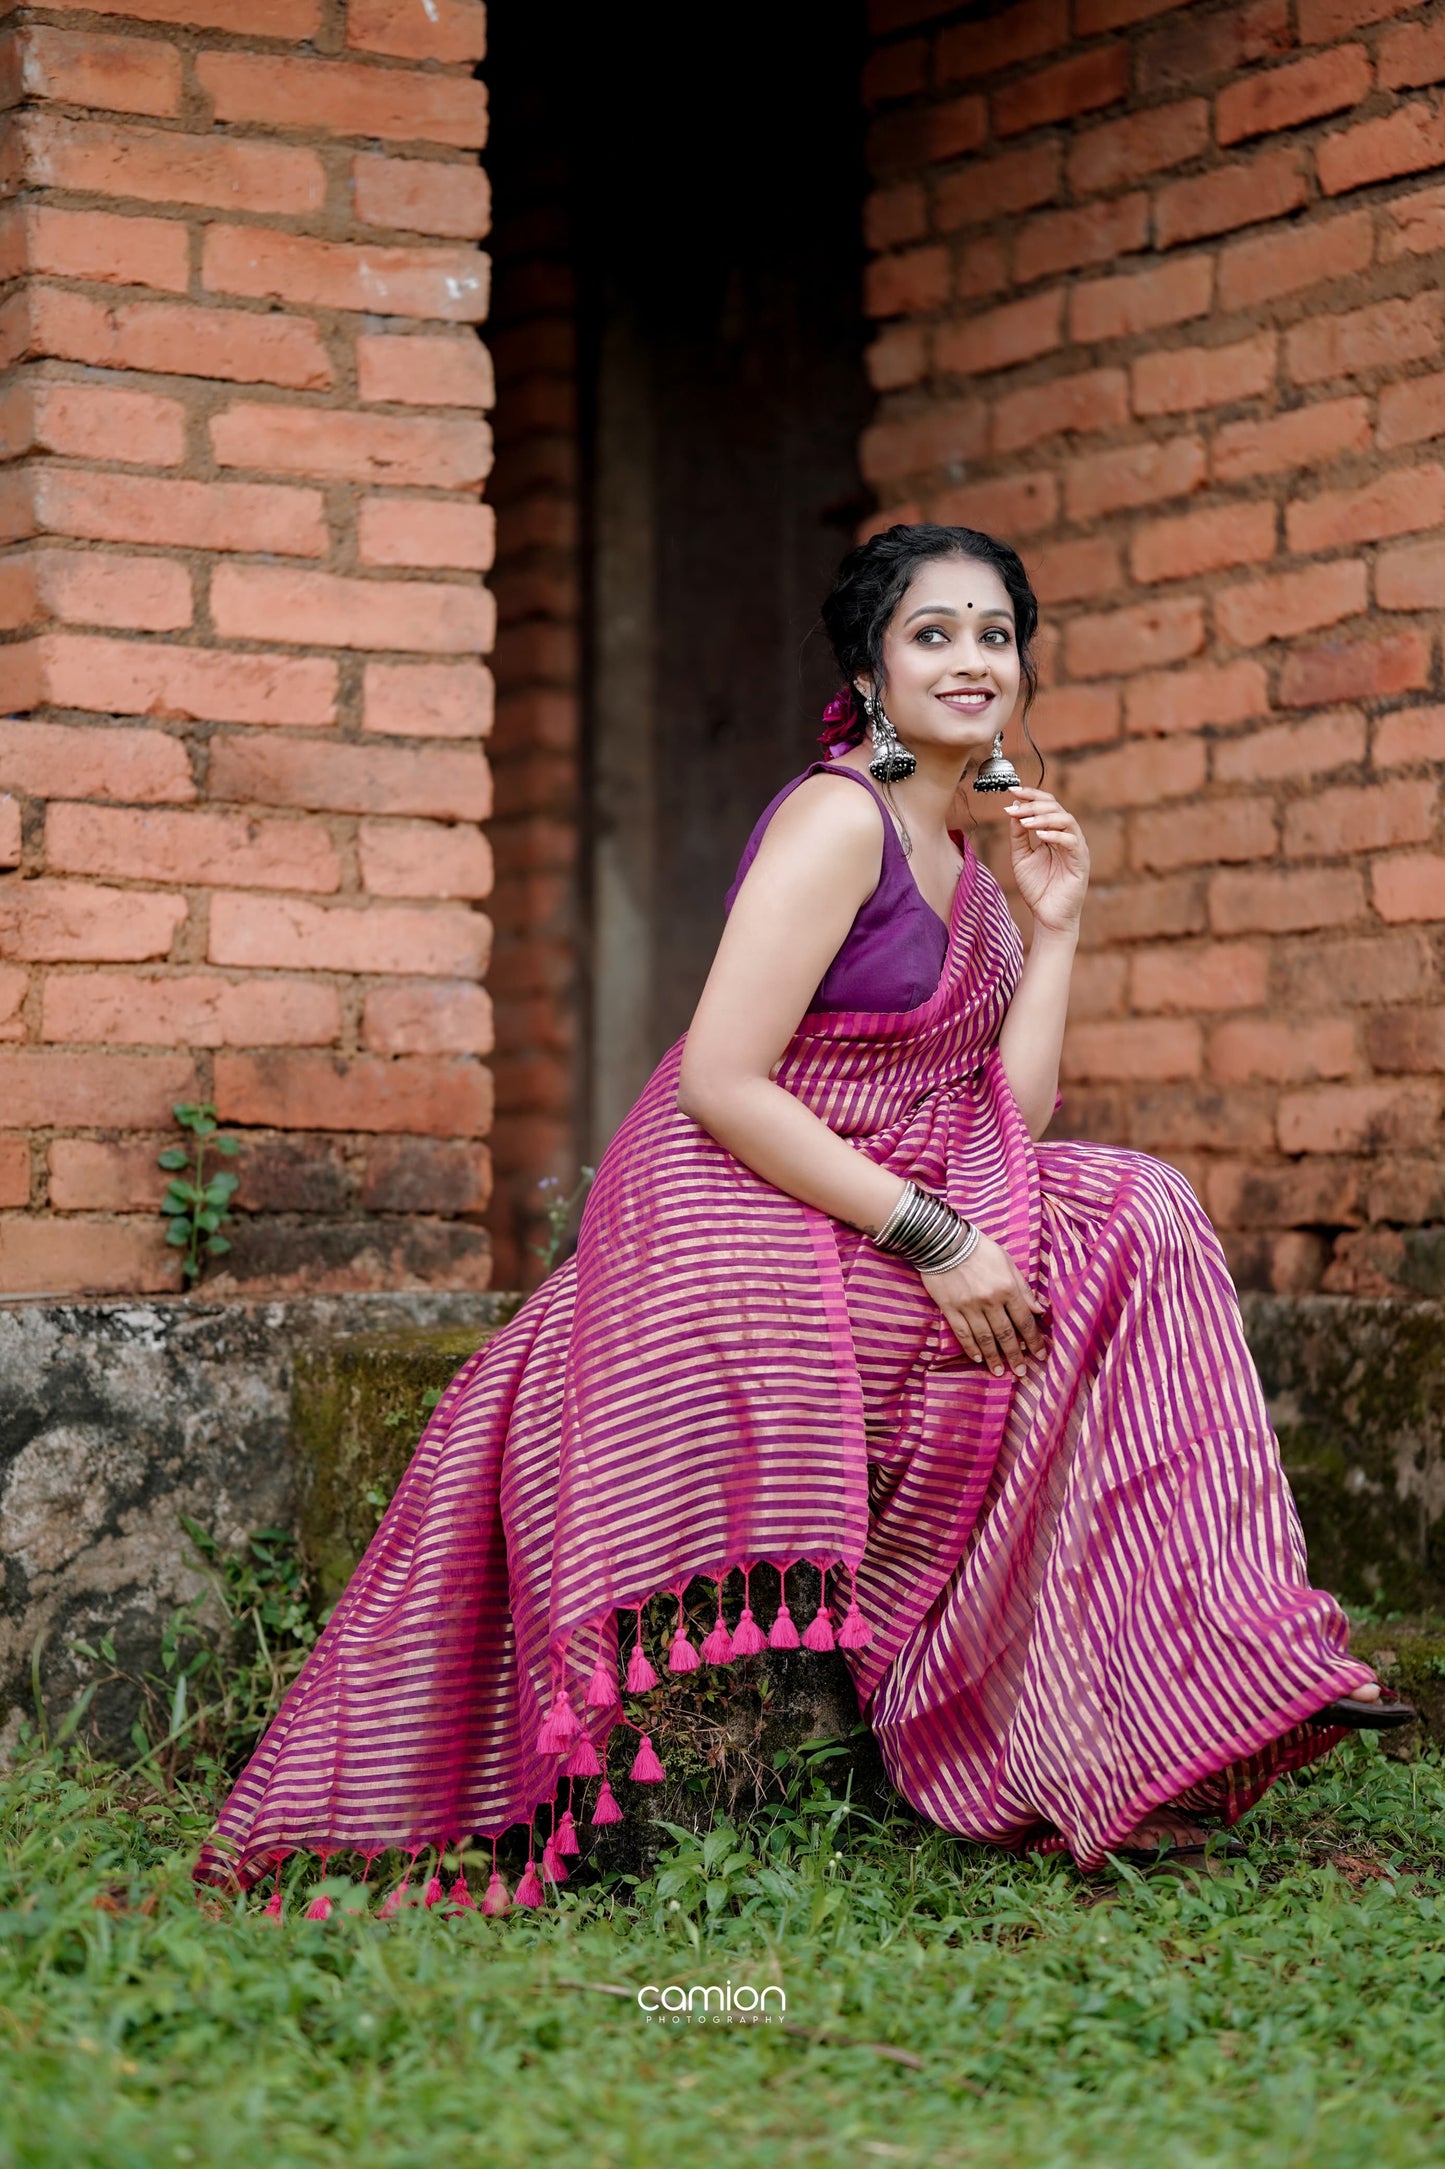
[{"left": 198, "top": 836, "right": 1367, "bottom": 1893}]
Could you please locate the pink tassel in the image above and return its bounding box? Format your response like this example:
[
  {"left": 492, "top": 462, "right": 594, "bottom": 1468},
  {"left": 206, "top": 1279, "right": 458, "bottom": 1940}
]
[
  {"left": 447, "top": 1875, "right": 475, "bottom": 1911},
  {"left": 565, "top": 1735, "right": 602, "bottom": 1778},
  {"left": 837, "top": 1599, "right": 874, "bottom": 1649},
  {"left": 626, "top": 1636, "right": 658, "bottom": 1695},
  {"left": 513, "top": 1860, "right": 545, "bottom": 1909},
  {"left": 629, "top": 1733, "right": 666, "bottom": 1783},
  {"left": 481, "top": 1870, "right": 511, "bottom": 1918},
  {"left": 768, "top": 1602, "right": 801, "bottom": 1649},
  {"left": 585, "top": 1656, "right": 620, "bottom": 1709},
  {"left": 541, "top": 1838, "right": 569, "bottom": 1883},
  {"left": 304, "top": 1894, "right": 332, "bottom": 1921},
  {"left": 802, "top": 1604, "right": 836, "bottom": 1652},
  {"left": 668, "top": 1628, "right": 700, "bottom": 1672},
  {"left": 263, "top": 1887, "right": 283, "bottom": 1922},
  {"left": 700, "top": 1612, "right": 733, "bottom": 1664},
  {"left": 590, "top": 1780, "right": 624, "bottom": 1826},
  {"left": 555, "top": 1808, "right": 580, "bottom": 1855},
  {"left": 536, "top": 1688, "right": 580, "bottom": 1755},
  {"left": 378, "top": 1881, "right": 411, "bottom": 1920},
  {"left": 423, "top": 1873, "right": 444, "bottom": 1908},
  {"left": 730, "top": 1605, "right": 767, "bottom": 1657}
]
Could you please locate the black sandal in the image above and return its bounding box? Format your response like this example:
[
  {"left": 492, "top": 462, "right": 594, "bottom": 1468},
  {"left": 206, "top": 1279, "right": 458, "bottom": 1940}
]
[{"left": 1309, "top": 1698, "right": 1418, "bottom": 1730}]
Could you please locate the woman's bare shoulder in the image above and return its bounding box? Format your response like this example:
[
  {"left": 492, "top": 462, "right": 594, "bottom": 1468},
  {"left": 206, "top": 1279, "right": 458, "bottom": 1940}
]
[{"left": 753, "top": 768, "right": 884, "bottom": 865}]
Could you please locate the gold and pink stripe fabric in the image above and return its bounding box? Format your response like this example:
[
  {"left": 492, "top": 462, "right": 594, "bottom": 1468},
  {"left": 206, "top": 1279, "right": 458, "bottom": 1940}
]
[{"left": 198, "top": 838, "right": 1366, "bottom": 1889}]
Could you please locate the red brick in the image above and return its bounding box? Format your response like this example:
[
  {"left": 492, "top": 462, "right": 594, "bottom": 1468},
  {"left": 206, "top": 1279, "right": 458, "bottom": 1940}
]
[
  {"left": 1067, "top": 735, "right": 1207, "bottom": 809},
  {"left": 1374, "top": 703, "right": 1445, "bottom": 767},
  {"left": 1067, "top": 596, "right": 1205, "bottom": 679},
  {"left": 208, "top": 893, "right": 488, "bottom": 980},
  {"left": 0, "top": 203, "right": 188, "bottom": 294},
  {"left": 1379, "top": 18, "right": 1445, "bottom": 91},
  {"left": 1068, "top": 950, "right": 1128, "bottom": 1019},
  {"left": 1378, "top": 370, "right": 1445, "bottom": 450},
  {"left": 1062, "top": 1017, "right": 1203, "bottom": 1081},
  {"left": 359, "top": 817, "right": 492, "bottom": 899},
  {"left": 1020, "top": 682, "right": 1120, "bottom": 752},
  {"left": 356, "top": 334, "right": 496, "bottom": 413},
  {"left": 1138, "top": 1, "right": 1294, "bottom": 94},
  {"left": 1380, "top": 181, "right": 1445, "bottom": 263},
  {"left": 1217, "top": 558, "right": 1368, "bottom": 649},
  {"left": 1278, "top": 928, "right": 1434, "bottom": 1008},
  {"left": 362, "top": 979, "right": 493, "bottom": 1056},
  {"left": 1317, "top": 102, "right": 1445, "bottom": 197},
  {"left": 994, "top": 46, "right": 1129, "bottom": 138},
  {"left": 14, "top": 288, "right": 332, "bottom": 391},
  {"left": 925, "top": 94, "right": 988, "bottom": 163},
  {"left": 1299, "top": 0, "right": 1416, "bottom": 39},
  {"left": 1213, "top": 708, "right": 1366, "bottom": 783},
  {"left": 7, "top": 380, "right": 185, "bottom": 467},
  {"left": 1211, "top": 864, "right": 1366, "bottom": 933},
  {"left": 1064, "top": 436, "right": 1206, "bottom": 521},
  {"left": 1069, "top": 100, "right": 1210, "bottom": 196},
  {"left": 1154, "top": 147, "right": 1308, "bottom": 249},
  {"left": 929, "top": 471, "right": 1058, "bottom": 536},
  {"left": 208, "top": 735, "right": 490, "bottom": 822},
  {"left": 992, "top": 368, "right": 1128, "bottom": 455},
  {"left": 346, "top": 0, "right": 487, "bottom": 62},
  {"left": 1291, "top": 294, "right": 1443, "bottom": 386},
  {"left": 859, "top": 402, "right": 988, "bottom": 485},
  {"left": 210, "top": 564, "right": 494, "bottom": 656},
  {"left": 351, "top": 152, "right": 491, "bottom": 241},
  {"left": 1131, "top": 501, "right": 1276, "bottom": 585},
  {"left": 9, "top": 23, "right": 182, "bottom": 116},
  {"left": 1084, "top": 874, "right": 1208, "bottom": 944},
  {"left": 933, "top": 291, "right": 1062, "bottom": 377},
  {"left": 1214, "top": 396, "right": 1371, "bottom": 482},
  {"left": 204, "top": 227, "right": 488, "bottom": 323},
  {"left": 1132, "top": 1082, "right": 1275, "bottom": 1153},
  {"left": 1279, "top": 631, "right": 1432, "bottom": 707},
  {"left": 215, "top": 1050, "right": 490, "bottom": 1137},
  {"left": 1217, "top": 208, "right": 1372, "bottom": 311},
  {"left": 0, "top": 798, "right": 18, "bottom": 870},
  {"left": 210, "top": 403, "right": 491, "bottom": 489},
  {"left": 864, "top": 183, "right": 926, "bottom": 253},
  {"left": 1131, "top": 940, "right": 1269, "bottom": 1012},
  {"left": 1377, "top": 537, "right": 1445, "bottom": 611},
  {"left": 0, "top": 1135, "right": 27, "bottom": 1204},
  {"left": 863, "top": 246, "right": 949, "bottom": 320},
  {"left": 1209, "top": 1016, "right": 1358, "bottom": 1084},
  {"left": 363, "top": 660, "right": 493, "bottom": 738},
  {"left": 359, "top": 1135, "right": 491, "bottom": 1215},
  {"left": 1278, "top": 1081, "right": 1438, "bottom": 1153},
  {"left": 0, "top": 879, "right": 184, "bottom": 962},
  {"left": 196, "top": 52, "right": 488, "bottom": 149},
  {"left": 934, "top": 145, "right": 1061, "bottom": 231},
  {"left": 45, "top": 802, "right": 340, "bottom": 893},
  {"left": 0, "top": 634, "right": 336, "bottom": 728},
  {"left": 937, "top": 0, "right": 1068, "bottom": 78},
  {"left": 1131, "top": 334, "right": 1278, "bottom": 421},
  {"left": 15, "top": 112, "right": 325, "bottom": 216},
  {"left": 29, "top": 470, "right": 327, "bottom": 557},
  {"left": 863, "top": 36, "right": 927, "bottom": 106},
  {"left": 1286, "top": 777, "right": 1437, "bottom": 859},
  {"left": 24, "top": 0, "right": 318, "bottom": 25},
  {"left": 357, "top": 497, "right": 494, "bottom": 572},
  {"left": 0, "top": 1216, "right": 178, "bottom": 1296},
  {"left": 1365, "top": 1007, "right": 1445, "bottom": 1072},
  {"left": 1070, "top": 257, "right": 1214, "bottom": 346},
  {"left": 0, "top": 1046, "right": 196, "bottom": 1127},
  {"left": 1209, "top": 1158, "right": 1367, "bottom": 1231},
  {"left": 1014, "top": 194, "right": 1149, "bottom": 285},
  {"left": 1125, "top": 659, "right": 1269, "bottom": 735},
  {"left": 1132, "top": 795, "right": 1279, "bottom": 871},
  {"left": 0, "top": 718, "right": 193, "bottom": 803},
  {"left": 1287, "top": 464, "right": 1445, "bottom": 554},
  {"left": 1029, "top": 540, "right": 1121, "bottom": 612},
  {"left": 46, "top": 1138, "right": 170, "bottom": 1212},
  {"left": 1218, "top": 45, "right": 1372, "bottom": 146},
  {"left": 957, "top": 238, "right": 1014, "bottom": 306},
  {"left": 40, "top": 971, "right": 341, "bottom": 1049},
  {"left": 1076, "top": 0, "right": 1190, "bottom": 24},
  {"left": 1373, "top": 853, "right": 1445, "bottom": 921},
  {"left": 12, "top": 551, "right": 192, "bottom": 635},
  {"left": 865, "top": 325, "right": 926, "bottom": 393}
]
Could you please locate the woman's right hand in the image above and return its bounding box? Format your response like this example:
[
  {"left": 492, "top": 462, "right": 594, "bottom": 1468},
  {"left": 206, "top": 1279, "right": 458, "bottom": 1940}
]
[{"left": 921, "top": 1231, "right": 1048, "bottom": 1380}]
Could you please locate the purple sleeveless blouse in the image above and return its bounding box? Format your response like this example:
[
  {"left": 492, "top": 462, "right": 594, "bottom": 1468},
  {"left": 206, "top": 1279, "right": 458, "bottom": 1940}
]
[{"left": 724, "top": 761, "right": 953, "bottom": 1014}]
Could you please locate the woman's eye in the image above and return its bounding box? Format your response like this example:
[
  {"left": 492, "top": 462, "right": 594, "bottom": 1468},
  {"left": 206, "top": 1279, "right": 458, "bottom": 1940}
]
[
  {"left": 982, "top": 627, "right": 1012, "bottom": 645},
  {"left": 915, "top": 626, "right": 948, "bottom": 644}
]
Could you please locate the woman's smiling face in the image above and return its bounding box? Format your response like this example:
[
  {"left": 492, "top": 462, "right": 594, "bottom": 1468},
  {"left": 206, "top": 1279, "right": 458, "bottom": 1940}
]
[{"left": 865, "top": 555, "right": 1023, "bottom": 760}]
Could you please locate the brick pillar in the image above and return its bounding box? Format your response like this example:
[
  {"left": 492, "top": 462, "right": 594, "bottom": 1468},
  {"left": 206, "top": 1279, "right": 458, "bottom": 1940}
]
[
  {"left": 0, "top": 0, "right": 497, "bottom": 1297},
  {"left": 862, "top": 0, "right": 1445, "bottom": 1297}
]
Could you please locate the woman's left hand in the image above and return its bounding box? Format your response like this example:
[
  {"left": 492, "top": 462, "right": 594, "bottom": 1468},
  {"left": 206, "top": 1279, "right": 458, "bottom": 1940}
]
[{"left": 1005, "top": 788, "right": 1089, "bottom": 933}]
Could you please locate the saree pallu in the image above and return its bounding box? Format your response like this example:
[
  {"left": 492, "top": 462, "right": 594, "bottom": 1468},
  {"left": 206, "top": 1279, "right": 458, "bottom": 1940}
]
[{"left": 198, "top": 841, "right": 1367, "bottom": 1889}]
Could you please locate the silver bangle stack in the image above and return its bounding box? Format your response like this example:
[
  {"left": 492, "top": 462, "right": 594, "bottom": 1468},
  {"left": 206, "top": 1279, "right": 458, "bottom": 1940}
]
[{"left": 872, "top": 1180, "right": 981, "bottom": 1276}]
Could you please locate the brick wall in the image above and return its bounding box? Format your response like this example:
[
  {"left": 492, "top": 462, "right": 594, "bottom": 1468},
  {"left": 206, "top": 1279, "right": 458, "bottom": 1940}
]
[
  {"left": 863, "top": 0, "right": 1445, "bottom": 1297},
  {"left": 0, "top": 0, "right": 496, "bottom": 1298}
]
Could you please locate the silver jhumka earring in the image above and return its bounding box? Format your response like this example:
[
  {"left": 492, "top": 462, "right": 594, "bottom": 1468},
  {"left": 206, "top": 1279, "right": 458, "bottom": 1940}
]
[
  {"left": 866, "top": 690, "right": 917, "bottom": 785},
  {"left": 972, "top": 730, "right": 1023, "bottom": 793}
]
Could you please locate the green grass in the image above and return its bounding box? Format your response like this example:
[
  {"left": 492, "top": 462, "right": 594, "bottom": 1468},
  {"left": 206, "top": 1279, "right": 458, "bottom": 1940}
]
[{"left": 3, "top": 1737, "right": 1445, "bottom": 2167}]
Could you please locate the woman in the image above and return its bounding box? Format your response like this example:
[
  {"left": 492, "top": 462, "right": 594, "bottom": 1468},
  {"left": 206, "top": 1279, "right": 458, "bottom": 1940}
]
[{"left": 200, "top": 525, "right": 1402, "bottom": 1905}]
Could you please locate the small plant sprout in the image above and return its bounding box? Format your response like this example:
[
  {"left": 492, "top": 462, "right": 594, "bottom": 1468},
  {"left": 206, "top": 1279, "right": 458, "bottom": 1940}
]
[
  {"left": 158, "top": 1102, "right": 240, "bottom": 1287},
  {"left": 533, "top": 1165, "right": 596, "bottom": 1275}
]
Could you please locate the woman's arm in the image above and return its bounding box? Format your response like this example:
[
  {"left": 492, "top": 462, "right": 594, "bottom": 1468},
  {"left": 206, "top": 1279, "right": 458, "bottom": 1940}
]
[{"left": 995, "top": 788, "right": 1090, "bottom": 1139}]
